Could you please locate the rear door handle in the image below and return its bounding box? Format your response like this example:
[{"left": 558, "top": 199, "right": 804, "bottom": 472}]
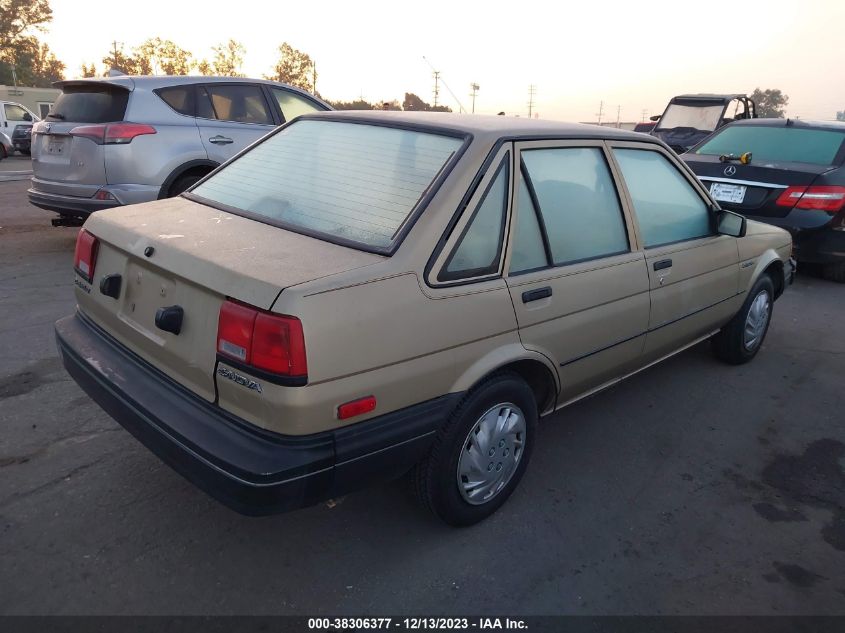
[
  {"left": 209, "top": 135, "right": 233, "bottom": 145},
  {"left": 522, "top": 287, "right": 552, "bottom": 303},
  {"left": 653, "top": 259, "right": 673, "bottom": 271}
]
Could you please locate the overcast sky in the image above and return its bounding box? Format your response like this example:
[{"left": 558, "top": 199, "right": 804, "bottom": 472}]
[{"left": 43, "top": 0, "right": 844, "bottom": 122}]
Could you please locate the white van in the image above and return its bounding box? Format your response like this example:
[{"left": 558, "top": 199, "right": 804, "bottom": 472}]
[{"left": 1, "top": 101, "right": 40, "bottom": 153}]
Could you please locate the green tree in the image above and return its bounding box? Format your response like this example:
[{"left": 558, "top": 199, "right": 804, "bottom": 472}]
[
  {"left": 101, "top": 44, "right": 139, "bottom": 75},
  {"left": 327, "top": 99, "right": 375, "bottom": 110},
  {"left": 79, "top": 62, "right": 97, "bottom": 78},
  {"left": 837, "top": 110, "right": 845, "bottom": 122},
  {"left": 209, "top": 39, "right": 245, "bottom": 77},
  {"left": 402, "top": 92, "right": 451, "bottom": 112},
  {"left": 133, "top": 38, "right": 192, "bottom": 75},
  {"left": 267, "top": 42, "right": 315, "bottom": 92},
  {"left": 0, "top": 0, "right": 52, "bottom": 52},
  {"left": 750, "top": 88, "right": 789, "bottom": 118}
]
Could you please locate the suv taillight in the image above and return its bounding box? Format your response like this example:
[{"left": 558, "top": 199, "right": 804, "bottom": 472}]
[
  {"left": 69, "top": 123, "right": 156, "bottom": 145},
  {"left": 217, "top": 300, "right": 307, "bottom": 378},
  {"left": 73, "top": 229, "right": 99, "bottom": 282},
  {"left": 776, "top": 186, "right": 845, "bottom": 212}
]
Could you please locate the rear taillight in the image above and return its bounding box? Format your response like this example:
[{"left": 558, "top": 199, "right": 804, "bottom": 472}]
[
  {"left": 776, "top": 186, "right": 845, "bottom": 212},
  {"left": 217, "top": 300, "right": 307, "bottom": 379},
  {"left": 73, "top": 229, "right": 99, "bottom": 283},
  {"left": 69, "top": 123, "right": 156, "bottom": 145}
]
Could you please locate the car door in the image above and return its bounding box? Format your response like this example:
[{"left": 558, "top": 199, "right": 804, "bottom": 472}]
[
  {"left": 196, "top": 83, "right": 277, "bottom": 164},
  {"left": 504, "top": 140, "right": 651, "bottom": 404},
  {"left": 609, "top": 142, "right": 742, "bottom": 363},
  {"left": 3, "top": 102, "right": 33, "bottom": 137}
]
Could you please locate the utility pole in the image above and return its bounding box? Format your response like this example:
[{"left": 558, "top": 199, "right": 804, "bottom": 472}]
[
  {"left": 596, "top": 100, "right": 604, "bottom": 125},
  {"left": 641, "top": 108, "right": 648, "bottom": 122},
  {"left": 527, "top": 85, "right": 537, "bottom": 119},
  {"left": 615, "top": 105, "right": 621, "bottom": 128},
  {"left": 432, "top": 70, "right": 441, "bottom": 109},
  {"left": 470, "top": 83, "right": 479, "bottom": 114}
]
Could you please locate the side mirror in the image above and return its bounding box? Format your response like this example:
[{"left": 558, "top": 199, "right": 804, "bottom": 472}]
[
  {"left": 23, "top": 113, "right": 32, "bottom": 122},
  {"left": 717, "top": 209, "right": 747, "bottom": 238}
]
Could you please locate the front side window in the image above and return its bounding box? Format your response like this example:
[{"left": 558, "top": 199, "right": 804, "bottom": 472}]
[
  {"left": 191, "top": 120, "right": 464, "bottom": 251},
  {"left": 614, "top": 148, "right": 712, "bottom": 248},
  {"left": 200, "top": 84, "right": 272, "bottom": 124},
  {"left": 4, "top": 104, "right": 30, "bottom": 121},
  {"left": 441, "top": 159, "right": 509, "bottom": 281},
  {"left": 272, "top": 88, "right": 323, "bottom": 121},
  {"left": 520, "top": 147, "right": 628, "bottom": 267}
]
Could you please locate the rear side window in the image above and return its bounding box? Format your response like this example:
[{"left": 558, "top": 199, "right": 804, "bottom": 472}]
[
  {"left": 191, "top": 120, "right": 464, "bottom": 251},
  {"left": 614, "top": 149, "right": 711, "bottom": 248},
  {"left": 200, "top": 84, "right": 272, "bottom": 124},
  {"left": 48, "top": 86, "right": 129, "bottom": 123},
  {"left": 520, "top": 147, "right": 629, "bottom": 266},
  {"left": 272, "top": 88, "right": 323, "bottom": 121},
  {"left": 695, "top": 125, "right": 845, "bottom": 167},
  {"left": 156, "top": 86, "right": 196, "bottom": 116},
  {"left": 441, "top": 159, "right": 509, "bottom": 281}
]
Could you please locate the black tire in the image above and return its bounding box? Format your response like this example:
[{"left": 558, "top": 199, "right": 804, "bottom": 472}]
[
  {"left": 168, "top": 174, "right": 203, "bottom": 197},
  {"left": 414, "top": 372, "right": 537, "bottom": 526},
  {"left": 0, "top": 145, "right": 7, "bottom": 160},
  {"left": 711, "top": 274, "right": 775, "bottom": 365},
  {"left": 822, "top": 262, "right": 845, "bottom": 283}
]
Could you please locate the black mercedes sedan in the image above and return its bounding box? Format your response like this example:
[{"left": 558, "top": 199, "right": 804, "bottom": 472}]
[{"left": 682, "top": 119, "right": 845, "bottom": 282}]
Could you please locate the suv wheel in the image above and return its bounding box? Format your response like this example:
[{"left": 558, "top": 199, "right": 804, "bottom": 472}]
[
  {"left": 712, "top": 274, "right": 774, "bottom": 365},
  {"left": 822, "top": 262, "right": 845, "bottom": 283},
  {"left": 168, "top": 174, "right": 204, "bottom": 197},
  {"left": 414, "top": 373, "right": 537, "bottom": 526}
]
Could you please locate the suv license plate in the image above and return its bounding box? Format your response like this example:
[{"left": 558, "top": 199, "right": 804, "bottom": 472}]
[
  {"left": 710, "top": 182, "right": 746, "bottom": 203},
  {"left": 47, "top": 138, "right": 65, "bottom": 154}
]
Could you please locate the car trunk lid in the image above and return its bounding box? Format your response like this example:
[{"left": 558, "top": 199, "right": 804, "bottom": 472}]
[
  {"left": 31, "top": 81, "right": 131, "bottom": 197},
  {"left": 684, "top": 153, "right": 833, "bottom": 218},
  {"left": 77, "top": 196, "right": 385, "bottom": 401}
]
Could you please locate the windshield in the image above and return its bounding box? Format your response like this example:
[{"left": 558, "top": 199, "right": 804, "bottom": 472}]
[
  {"left": 191, "top": 120, "right": 465, "bottom": 251},
  {"left": 656, "top": 104, "right": 725, "bottom": 132},
  {"left": 696, "top": 125, "right": 845, "bottom": 167}
]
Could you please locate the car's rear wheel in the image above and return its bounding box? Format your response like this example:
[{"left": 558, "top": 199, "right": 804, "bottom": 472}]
[
  {"left": 414, "top": 372, "right": 536, "bottom": 526},
  {"left": 821, "top": 262, "right": 845, "bottom": 283},
  {"left": 0, "top": 145, "right": 7, "bottom": 160},
  {"left": 712, "top": 274, "right": 775, "bottom": 365},
  {"left": 168, "top": 174, "right": 204, "bottom": 197}
]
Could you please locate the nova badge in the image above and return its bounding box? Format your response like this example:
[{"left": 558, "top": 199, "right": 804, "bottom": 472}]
[{"left": 217, "top": 366, "right": 262, "bottom": 393}]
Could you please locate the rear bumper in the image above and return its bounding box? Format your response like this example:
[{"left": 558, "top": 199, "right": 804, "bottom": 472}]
[
  {"left": 28, "top": 187, "right": 119, "bottom": 217},
  {"left": 55, "top": 311, "right": 459, "bottom": 515}
]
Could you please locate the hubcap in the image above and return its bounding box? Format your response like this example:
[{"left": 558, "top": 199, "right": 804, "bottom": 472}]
[
  {"left": 457, "top": 402, "right": 526, "bottom": 505},
  {"left": 743, "top": 290, "right": 771, "bottom": 351}
]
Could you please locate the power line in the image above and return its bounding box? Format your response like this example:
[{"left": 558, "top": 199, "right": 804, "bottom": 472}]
[{"left": 421, "top": 56, "right": 467, "bottom": 113}]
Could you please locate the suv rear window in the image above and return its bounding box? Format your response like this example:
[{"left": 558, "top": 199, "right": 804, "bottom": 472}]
[
  {"left": 695, "top": 125, "right": 845, "bottom": 166},
  {"left": 190, "top": 119, "right": 465, "bottom": 251},
  {"left": 47, "top": 85, "right": 129, "bottom": 123}
]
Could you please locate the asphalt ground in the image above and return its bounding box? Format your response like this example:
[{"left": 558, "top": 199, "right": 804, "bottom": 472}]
[{"left": 1, "top": 178, "right": 843, "bottom": 615}]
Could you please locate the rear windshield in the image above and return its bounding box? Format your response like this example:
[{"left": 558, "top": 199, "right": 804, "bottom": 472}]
[
  {"left": 656, "top": 104, "right": 724, "bottom": 132},
  {"left": 47, "top": 85, "right": 129, "bottom": 123},
  {"left": 695, "top": 125, "right": 845, "bottom": 166},
  {"left": 191, "top": 120, "right": 465, "bottom": 251}
]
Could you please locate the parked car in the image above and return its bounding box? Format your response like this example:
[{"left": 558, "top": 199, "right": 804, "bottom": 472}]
[
  {"left": 633, "top": 120, "right": 657, "bottom": 134},
  {"left": 55, "top": 112, "right": 794, "bottom": 525},
  {"left": 12, "top": 122, "right": 33, "bottom": 154},
  {"left": 29, "top": 75, "right": 331, "bottom": 226},
  {"left": 0, "top": 100, "right": 39, "bottom": 149},
  {"left": 0, "top": 130, "right": 12, "bottom": 160},
  {"left": 651, "top": 94, "right": 756, "bottom": 153},
  {"left": 683, "top": 118, "right": 845, "bottom": 282}
]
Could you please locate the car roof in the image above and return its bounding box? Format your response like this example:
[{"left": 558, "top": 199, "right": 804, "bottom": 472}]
[
  {"left": 724, "top": 117, "right": 845, "bottom": 132},
  {"left": 53, "top": 75, "right": 327, "bottom": 105},
  {"left": 299, "top": 110, "right": 660, "bottom": 144},
  {"left": 671, "top": 93, "right": 748, "bottom": 103}
]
